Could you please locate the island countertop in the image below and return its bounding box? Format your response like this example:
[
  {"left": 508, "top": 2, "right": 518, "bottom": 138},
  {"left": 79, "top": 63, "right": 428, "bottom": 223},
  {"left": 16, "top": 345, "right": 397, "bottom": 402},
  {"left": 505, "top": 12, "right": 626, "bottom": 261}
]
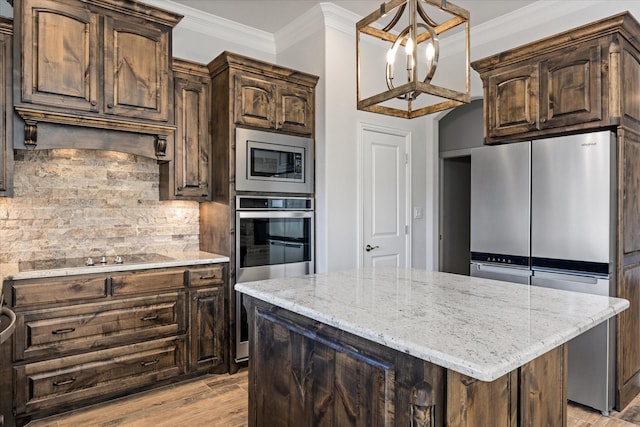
[{"left": 235, "top": 267, "right": 629, "bottom": 382}]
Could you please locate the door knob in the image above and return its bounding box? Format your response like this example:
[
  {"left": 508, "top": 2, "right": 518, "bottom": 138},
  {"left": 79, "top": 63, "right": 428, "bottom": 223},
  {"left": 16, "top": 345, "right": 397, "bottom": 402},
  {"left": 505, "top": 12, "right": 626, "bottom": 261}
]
[{"left": 365, "top": 244, "right": 379, "bottom": 252}]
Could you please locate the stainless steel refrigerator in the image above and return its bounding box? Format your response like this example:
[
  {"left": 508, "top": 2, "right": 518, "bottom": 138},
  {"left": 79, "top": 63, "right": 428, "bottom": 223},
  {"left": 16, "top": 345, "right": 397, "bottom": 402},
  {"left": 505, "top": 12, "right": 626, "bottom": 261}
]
[{"left": 470, "top": 130, "right": 617, "bottom": 415}]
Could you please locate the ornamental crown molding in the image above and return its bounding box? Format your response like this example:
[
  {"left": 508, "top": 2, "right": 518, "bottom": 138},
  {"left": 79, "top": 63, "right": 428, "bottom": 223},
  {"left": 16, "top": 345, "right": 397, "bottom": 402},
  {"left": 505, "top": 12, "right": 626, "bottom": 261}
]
[
  {"left": 144, "top": 0, "right": 612, "bottom": 60},
  {"left": 274, "top": 3, "right": 360, "bottom": 52},
  {"left": 467, "top": 0, "right": 610, "bottom": 60},
  {"left": 142, "top": 0, "right": 275, "bottom": 55}
]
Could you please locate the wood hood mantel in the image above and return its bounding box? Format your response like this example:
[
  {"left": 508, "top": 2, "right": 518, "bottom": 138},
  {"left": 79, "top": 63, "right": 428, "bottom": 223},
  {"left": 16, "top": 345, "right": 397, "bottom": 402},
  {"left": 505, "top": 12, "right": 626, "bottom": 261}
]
[{"left": 11, "top": 0, "right": 183, "bottom": 162}]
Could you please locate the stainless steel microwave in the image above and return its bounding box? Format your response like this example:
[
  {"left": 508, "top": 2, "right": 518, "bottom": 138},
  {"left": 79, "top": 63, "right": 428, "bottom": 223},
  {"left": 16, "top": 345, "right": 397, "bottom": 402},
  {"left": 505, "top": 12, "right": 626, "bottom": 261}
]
[{"left": 235, "top": 128, "right": 314, "bottom": 194}]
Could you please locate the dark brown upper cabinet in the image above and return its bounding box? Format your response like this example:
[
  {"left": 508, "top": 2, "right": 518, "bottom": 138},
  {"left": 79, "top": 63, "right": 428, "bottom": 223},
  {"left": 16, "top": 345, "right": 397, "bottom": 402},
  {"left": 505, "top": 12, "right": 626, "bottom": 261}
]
[
  {"left": 471, "top": 15, "right": 636, "bottom": 143},
  {"left": 233, "top": 71, "right": 315, "bottom": 135},
  {"left": 12, "top": 0, "right": 182, "bottom": 159},
  {"left": 160, "top": 59, "right": 211, "bottom": 201},
  {"left": 215, "top": 52, "right": 317, "bottom": 136}
]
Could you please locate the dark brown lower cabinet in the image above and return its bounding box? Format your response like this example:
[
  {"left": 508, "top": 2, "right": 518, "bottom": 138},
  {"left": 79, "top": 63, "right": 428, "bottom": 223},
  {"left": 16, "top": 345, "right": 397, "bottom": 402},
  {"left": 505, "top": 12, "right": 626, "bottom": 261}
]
[
  {"left": 14, "top": 336, "right": 185, "bottom": 417},
  {"left": 1, "top": 262, "right": 228, "bottom": 427},
  {"left": 246, "top": 297, "right": 567, "bottom": 427}
]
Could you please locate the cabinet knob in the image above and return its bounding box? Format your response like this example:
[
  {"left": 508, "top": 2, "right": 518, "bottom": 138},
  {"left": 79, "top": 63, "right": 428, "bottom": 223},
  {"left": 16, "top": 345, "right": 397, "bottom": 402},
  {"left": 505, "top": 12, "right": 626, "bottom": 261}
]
[
  {"left": 90, "top": 100, "right": 97, "bottom": 106},
  {"left": 540, "top": 118, "right": 547, "bottom": 123},
  {"left": 107, "top": 103, "right": 113, "bottom": 109}
]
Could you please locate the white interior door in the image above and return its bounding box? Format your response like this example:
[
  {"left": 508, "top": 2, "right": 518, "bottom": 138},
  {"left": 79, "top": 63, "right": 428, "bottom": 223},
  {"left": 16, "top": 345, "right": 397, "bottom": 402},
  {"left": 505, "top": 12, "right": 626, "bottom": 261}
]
[{"left": 361, "top": 125, "right": 410, "bottom": 267}]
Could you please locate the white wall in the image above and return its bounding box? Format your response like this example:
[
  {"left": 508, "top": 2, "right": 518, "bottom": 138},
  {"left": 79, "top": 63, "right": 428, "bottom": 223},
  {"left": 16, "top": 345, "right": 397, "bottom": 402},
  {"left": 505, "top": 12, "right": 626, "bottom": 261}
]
[
  {"left": 0, "top": 0, "right": 11, "bottom": 18},
  {"left": 172, "top": 26, "right": 274, "bottom": 64},
  {"left": 321, "top": 24, "right": 430, "bottom": 272}
]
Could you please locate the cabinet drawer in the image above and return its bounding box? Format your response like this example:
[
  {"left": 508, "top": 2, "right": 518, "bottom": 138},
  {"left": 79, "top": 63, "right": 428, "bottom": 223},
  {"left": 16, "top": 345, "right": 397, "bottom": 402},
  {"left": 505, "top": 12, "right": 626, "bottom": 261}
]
[
  {"left": 188, "top": 265, "right": 226, "bottom": 287},
  {"left": 111, "top": 269, "right": 184, "bottom": 296},
  {"left": 10, "top": 276, "right": 108, "bottom": 308},
  {"left": 15, "top": 293, "right": 186, "bottom": 360},
  {"left": 14, "top": 337, "right": 185, "bottom": 416}
]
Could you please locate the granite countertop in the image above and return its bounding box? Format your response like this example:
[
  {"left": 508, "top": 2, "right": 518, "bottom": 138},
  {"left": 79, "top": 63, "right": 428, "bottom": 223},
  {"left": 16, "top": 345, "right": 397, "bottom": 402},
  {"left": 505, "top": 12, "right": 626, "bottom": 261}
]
[
  {"left": 3, "top": 251, "right": 230, "bottom": 281},
  {"left": 235, "top": 267, "right": 629, "bottom": 382}
]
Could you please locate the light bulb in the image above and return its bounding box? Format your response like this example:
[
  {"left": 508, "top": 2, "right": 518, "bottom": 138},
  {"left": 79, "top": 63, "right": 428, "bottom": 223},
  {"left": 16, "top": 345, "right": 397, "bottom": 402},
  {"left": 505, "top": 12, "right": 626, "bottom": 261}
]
[
  {"left": 426, "top": 42, "right": 435, "bottom": 61},
  {"left": 386, "top": 48, "right": 396, "bottom": 65},
  {"left": 405, "top": 37, "right": 414, "bottom": 55}
]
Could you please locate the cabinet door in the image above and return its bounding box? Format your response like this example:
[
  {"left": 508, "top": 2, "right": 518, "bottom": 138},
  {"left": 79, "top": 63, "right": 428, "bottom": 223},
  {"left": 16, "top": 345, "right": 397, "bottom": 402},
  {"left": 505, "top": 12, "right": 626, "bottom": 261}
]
[
  {"left": 189, "top": 287, "right": 224, "bottom": 373},
  {"left": 486, "top": 63, "right": 539, "bottom": 138},
  {"left": 234, "top": 73, "right": 276, "bottom": 129},
  {"left": 276, "top": 84, "right": 314, "bottom": 135},
  {"left": 539, "top": 43, "right": 603, "bottom": 129},
  {"left": 0, "top": 24, "right": 11, "bottom": 196},
  {"left": 103, "top": 15, "right": 170, "bottom": 121},
  {"left": 174, "top": 75, "right": 210, "bottom": 199},
  {"left": 19, "top": 0, "right": 99, "bottom": 112}
]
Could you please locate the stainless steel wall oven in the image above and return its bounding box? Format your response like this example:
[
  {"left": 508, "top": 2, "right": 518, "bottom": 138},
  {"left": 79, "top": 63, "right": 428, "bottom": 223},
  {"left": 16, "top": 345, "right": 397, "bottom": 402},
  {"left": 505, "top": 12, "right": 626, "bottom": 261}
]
[{"left": 235, "top": 196, "right": 314, "bottom": 361}]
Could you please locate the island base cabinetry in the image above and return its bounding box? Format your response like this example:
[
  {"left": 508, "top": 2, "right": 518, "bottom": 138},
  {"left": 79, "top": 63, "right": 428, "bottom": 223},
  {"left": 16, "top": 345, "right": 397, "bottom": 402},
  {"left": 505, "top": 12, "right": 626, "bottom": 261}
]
[{"left": 246, "top": 297, "right": 567, "bottom": 427}]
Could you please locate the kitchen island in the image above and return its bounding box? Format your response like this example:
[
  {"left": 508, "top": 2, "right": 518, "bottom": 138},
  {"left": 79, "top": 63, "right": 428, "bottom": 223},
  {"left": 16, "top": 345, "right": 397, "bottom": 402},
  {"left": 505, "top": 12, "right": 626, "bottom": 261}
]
[{"left": 235, "top": 267, "right": 629, "bottom": 427}]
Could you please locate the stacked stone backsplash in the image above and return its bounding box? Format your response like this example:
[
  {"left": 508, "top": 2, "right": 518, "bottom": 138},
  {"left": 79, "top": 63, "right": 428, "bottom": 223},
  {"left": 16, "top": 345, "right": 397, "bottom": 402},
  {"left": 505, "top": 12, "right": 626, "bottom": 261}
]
[{"left": 0, "top": 149, "right": 200, "bottom": 271}]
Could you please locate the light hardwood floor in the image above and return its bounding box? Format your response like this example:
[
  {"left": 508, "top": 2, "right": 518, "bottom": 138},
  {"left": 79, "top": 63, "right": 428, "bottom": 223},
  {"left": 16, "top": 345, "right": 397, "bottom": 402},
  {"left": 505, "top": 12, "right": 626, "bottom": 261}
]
[{"left": 26, "top": 369, "right": 640, "bottom": 426}]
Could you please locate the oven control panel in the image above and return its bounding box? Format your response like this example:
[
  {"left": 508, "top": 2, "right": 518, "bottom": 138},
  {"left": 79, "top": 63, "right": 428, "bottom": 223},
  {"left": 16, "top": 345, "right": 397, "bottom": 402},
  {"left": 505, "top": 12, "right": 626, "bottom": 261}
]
[{"left": 236, "top": 196, "right": 313, "bottom": 210}]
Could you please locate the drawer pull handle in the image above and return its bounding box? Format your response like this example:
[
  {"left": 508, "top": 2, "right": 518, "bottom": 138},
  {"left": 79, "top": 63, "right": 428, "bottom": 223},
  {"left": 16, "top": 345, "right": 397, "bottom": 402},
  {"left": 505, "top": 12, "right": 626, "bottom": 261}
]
[
  {"left": 199, "top": 274, "right": 217, "bottom": 280},
  {"left": 140, "top": 359, "right": 160, "bottom": 367},
  {"left": 53, "top": 378, "right": 76, "bottom": 387},
  {"left": 52, "top": 328, "right": 76, "bottom": 335},
  {"left": 140, "top": 315, "right": 159, "bottom": 321}
]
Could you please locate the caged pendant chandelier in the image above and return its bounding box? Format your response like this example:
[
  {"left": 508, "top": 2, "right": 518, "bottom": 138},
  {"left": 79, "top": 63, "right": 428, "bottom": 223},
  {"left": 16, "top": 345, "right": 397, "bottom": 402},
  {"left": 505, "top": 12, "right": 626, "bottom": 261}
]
[{"left": 356, "top": 0, "right": 470, "bottom": 118}]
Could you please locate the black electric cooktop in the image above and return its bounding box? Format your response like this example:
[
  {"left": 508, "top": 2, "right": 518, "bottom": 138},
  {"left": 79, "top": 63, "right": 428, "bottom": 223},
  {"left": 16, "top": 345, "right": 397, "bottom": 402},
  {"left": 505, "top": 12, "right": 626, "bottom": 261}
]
[{"left": 18, "top": 253, "right": 175, "bottom": 272}]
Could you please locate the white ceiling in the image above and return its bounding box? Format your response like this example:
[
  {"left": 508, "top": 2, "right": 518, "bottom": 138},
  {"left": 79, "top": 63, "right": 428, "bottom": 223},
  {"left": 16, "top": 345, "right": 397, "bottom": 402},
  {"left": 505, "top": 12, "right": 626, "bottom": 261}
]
[{"left": 171, "top": 0, "right": 538, "bottom": 34}]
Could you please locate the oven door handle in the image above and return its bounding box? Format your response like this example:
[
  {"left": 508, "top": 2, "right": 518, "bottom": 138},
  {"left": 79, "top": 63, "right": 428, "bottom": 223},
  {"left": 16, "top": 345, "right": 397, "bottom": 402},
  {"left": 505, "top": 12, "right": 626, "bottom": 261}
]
[
  {"left": 270, "top": 241, "right": 303, "bottom": 248},
  {"left": 237, "top": 211, "right": 313, "bottom": 219}
]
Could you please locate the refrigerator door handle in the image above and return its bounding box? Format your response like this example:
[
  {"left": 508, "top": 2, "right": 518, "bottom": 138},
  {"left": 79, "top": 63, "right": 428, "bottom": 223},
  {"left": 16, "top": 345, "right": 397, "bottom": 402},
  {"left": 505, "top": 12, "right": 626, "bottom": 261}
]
[
  {"left": 531, "top": 270, "right": 610, "bottom": 297},
  {"left": 532, "top": 270, "right": 600, "bottom": 284},
  {"left": 473, "top": 263, "right": 531, "bottom": 277}
]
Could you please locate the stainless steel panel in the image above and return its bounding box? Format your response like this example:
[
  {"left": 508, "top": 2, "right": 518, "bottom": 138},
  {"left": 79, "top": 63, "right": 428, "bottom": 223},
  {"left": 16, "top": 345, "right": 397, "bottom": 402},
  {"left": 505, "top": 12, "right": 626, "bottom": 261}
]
[
  {"left": 236, "top": 261, "right": 313, "bottom": 284},
  {"left": 470, "top": 141, "right": 531, "bottom": 257},
  {"left": 531, "top": 131, "right": 614, "bottom": 264},
  {"left": 470, "top": 262, "right": 531, "bottom": 285},
  {"left": 531, "top": 271, "right": 614, "bottom": 415}
]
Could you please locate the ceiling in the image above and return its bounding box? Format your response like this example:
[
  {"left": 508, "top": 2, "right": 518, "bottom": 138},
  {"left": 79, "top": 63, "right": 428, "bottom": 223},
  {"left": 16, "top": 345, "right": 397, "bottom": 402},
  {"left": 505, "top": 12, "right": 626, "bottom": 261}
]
[{"left": 171, "top": 0, "right": 538, "bottom": 34}]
